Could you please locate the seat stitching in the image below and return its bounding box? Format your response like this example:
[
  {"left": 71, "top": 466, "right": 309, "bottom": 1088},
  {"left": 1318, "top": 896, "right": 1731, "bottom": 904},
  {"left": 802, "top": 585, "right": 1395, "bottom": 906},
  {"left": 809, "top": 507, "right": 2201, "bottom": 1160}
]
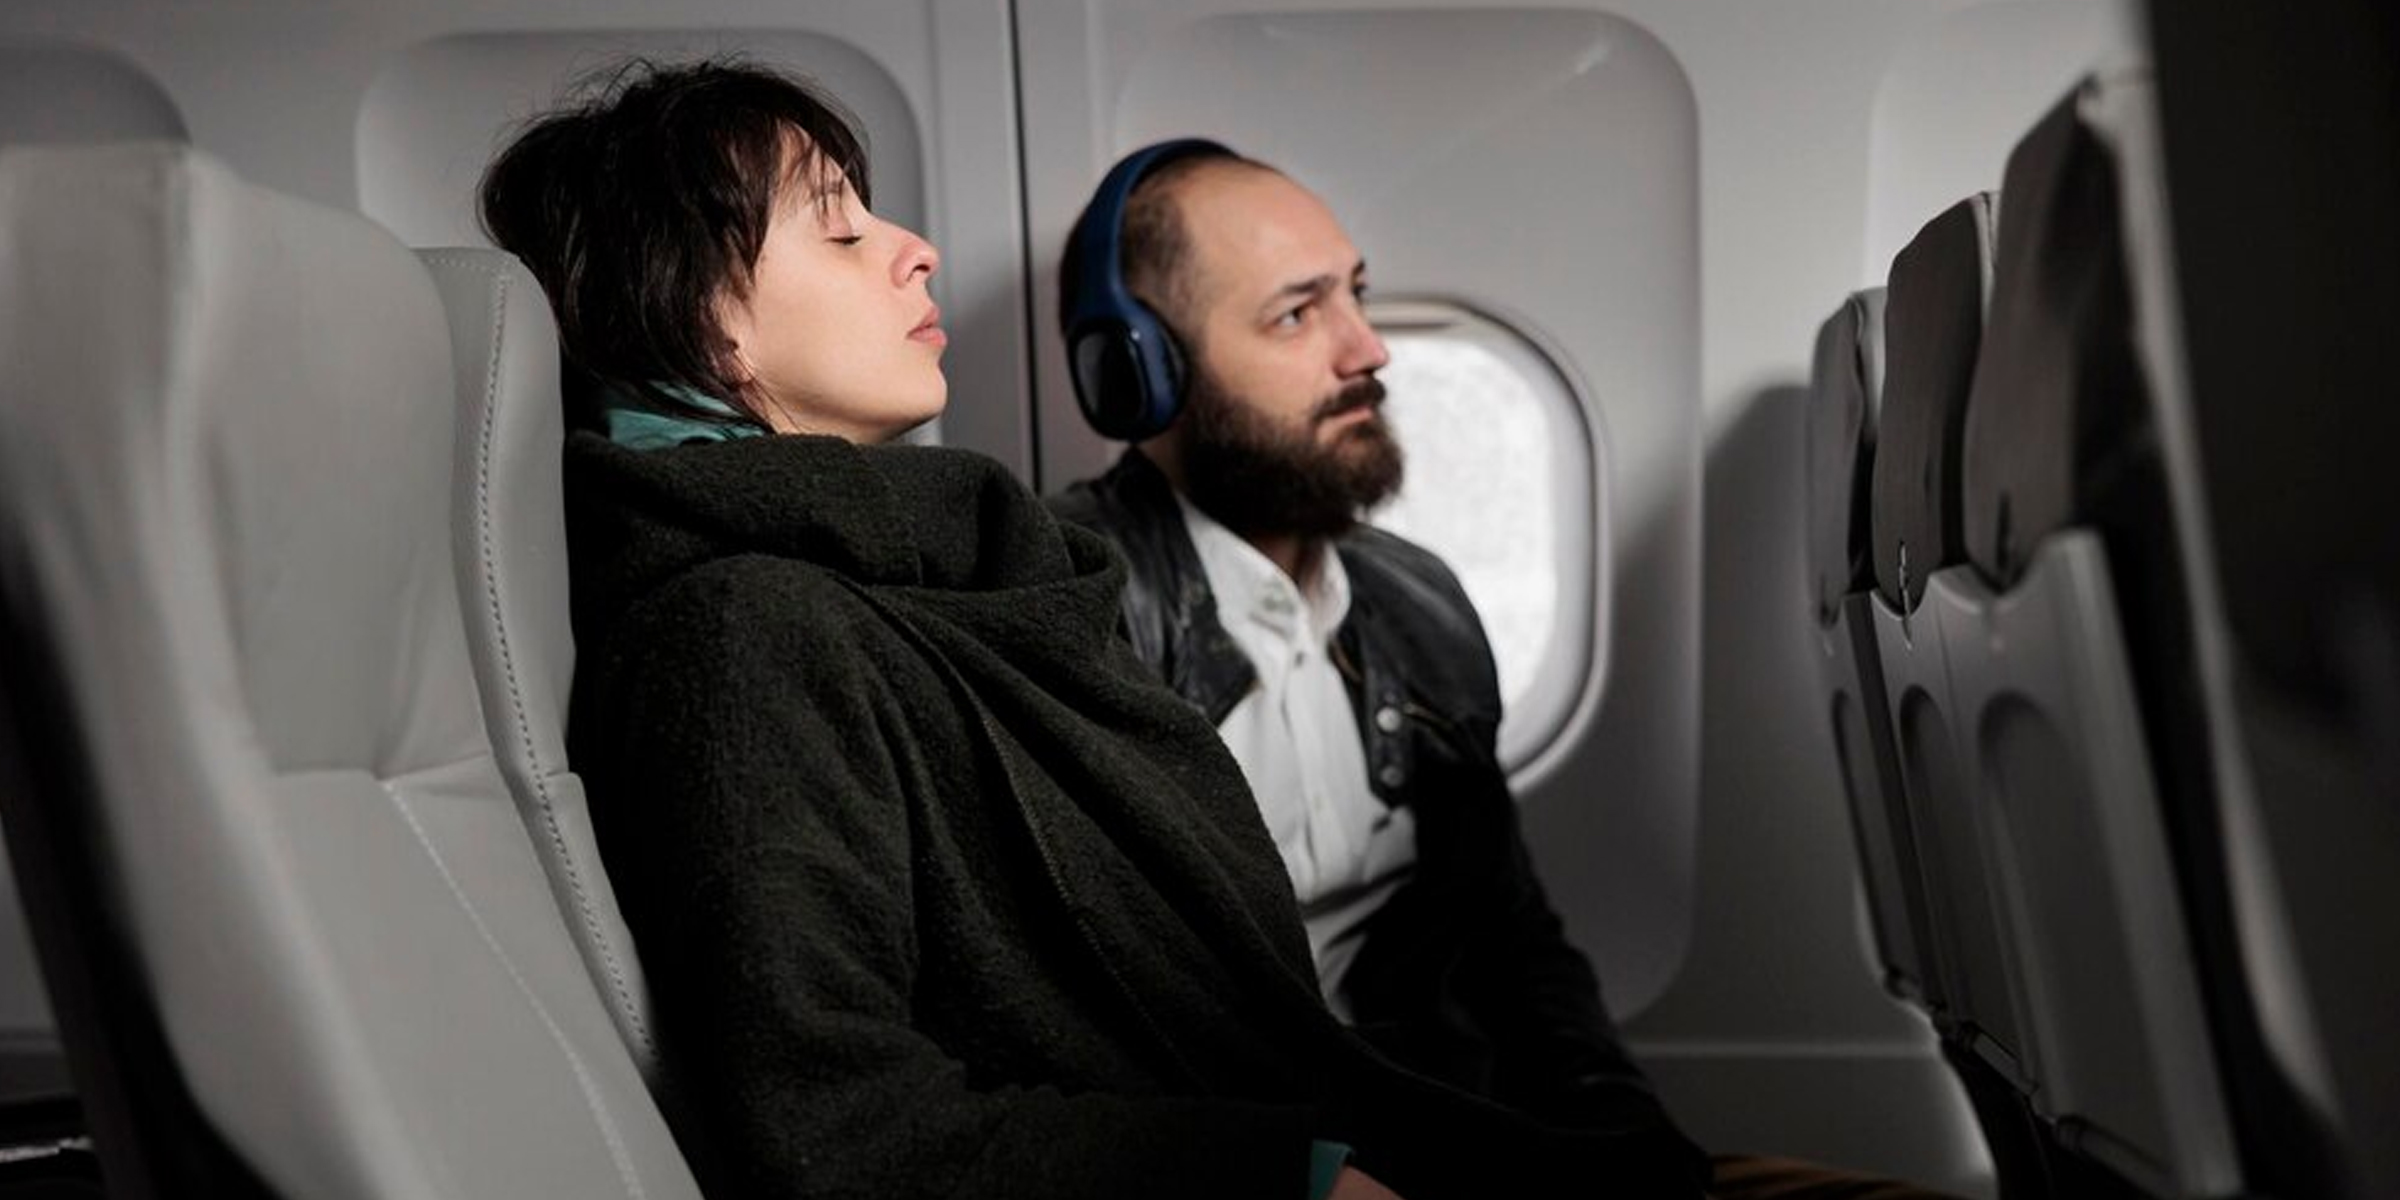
[
  {"left": 379, "top": 777, "right": 650, "bottom": 1200},
  {"left": 440, "top": 256, "right": 653, "bottom": 1055}
]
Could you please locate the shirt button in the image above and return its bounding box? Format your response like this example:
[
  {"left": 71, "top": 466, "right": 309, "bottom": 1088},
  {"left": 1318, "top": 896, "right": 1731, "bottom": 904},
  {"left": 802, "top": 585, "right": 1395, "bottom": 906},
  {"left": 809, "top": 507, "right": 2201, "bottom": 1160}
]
[
  {"left": 1374, "top": 705, "right": 1403, "bottom": 733},
  {"left": 1377, "top": 764, "right": 1406, "bottom": 789}
]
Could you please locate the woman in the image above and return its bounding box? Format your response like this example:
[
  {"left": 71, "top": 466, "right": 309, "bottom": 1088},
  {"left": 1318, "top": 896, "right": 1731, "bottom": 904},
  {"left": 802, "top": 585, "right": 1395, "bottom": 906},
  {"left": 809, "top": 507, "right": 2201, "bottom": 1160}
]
[{"left": 480, "top": 59, "right": 1702, "bottom": 1200}]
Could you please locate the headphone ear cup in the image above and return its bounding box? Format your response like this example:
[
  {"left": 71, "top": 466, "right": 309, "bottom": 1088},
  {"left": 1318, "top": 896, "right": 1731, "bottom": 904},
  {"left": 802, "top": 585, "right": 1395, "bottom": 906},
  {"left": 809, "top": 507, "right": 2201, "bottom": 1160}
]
[
  {"left": 1154, "top": 324, "right": 1189, "bottom": 431},
  {"left": 1060, "top": 137, "right": 1235, "bottom": 440},
  {"left": 1068, "top": 321, "right": 1147, "bottom": 441}
]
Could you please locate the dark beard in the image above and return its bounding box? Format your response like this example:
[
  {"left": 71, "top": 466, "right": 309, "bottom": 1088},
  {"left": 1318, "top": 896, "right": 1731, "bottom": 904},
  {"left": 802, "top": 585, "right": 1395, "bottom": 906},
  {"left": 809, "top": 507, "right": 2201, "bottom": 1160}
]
[{"left": 1177, "top": 370, "right": 1404, "bottom": 540}]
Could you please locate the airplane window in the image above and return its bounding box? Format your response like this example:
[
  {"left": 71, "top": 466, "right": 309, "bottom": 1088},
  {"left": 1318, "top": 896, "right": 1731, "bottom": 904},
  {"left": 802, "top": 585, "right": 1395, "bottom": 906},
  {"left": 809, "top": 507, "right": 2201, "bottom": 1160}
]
[{"left": 1368, "top": 301, "right": 1597, "bottom": 771}]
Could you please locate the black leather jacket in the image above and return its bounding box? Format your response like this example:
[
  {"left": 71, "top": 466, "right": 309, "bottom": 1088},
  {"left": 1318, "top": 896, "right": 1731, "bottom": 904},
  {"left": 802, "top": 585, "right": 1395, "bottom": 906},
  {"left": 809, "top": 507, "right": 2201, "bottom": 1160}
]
[{"left": 1049, "top": 451, "right": 1694, "bottom": 1149}]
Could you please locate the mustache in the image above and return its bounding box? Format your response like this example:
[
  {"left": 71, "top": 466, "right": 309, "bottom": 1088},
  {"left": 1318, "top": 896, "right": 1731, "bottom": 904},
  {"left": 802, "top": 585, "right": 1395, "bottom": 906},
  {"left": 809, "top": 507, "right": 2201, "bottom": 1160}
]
[{"left": 1310, "top": 376, "right": 1387, "bottom": 423}]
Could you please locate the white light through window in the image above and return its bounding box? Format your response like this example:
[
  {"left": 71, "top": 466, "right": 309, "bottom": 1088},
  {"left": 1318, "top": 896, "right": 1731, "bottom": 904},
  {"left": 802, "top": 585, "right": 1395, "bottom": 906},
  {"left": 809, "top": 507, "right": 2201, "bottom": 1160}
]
[{"left": 1368, "top": 302, "right": 1596, "bottom": 769}]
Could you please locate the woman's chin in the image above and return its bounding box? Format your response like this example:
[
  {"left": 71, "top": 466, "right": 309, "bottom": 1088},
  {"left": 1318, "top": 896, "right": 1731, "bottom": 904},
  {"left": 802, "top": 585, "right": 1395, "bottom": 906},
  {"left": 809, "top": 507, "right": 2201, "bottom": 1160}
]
[
  {"left": 863, "top": 395, "right": 946, "bottom": 444},
  {"left": 911, "top": 381, "right": 950, "bottom": 427}
]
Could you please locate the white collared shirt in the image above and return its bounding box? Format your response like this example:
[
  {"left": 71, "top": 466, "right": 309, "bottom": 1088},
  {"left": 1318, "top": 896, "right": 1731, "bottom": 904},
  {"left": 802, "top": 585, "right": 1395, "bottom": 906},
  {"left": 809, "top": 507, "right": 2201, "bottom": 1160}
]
[{"left": 1178, "top": 497, "right": 1417, "bottom": 1021}]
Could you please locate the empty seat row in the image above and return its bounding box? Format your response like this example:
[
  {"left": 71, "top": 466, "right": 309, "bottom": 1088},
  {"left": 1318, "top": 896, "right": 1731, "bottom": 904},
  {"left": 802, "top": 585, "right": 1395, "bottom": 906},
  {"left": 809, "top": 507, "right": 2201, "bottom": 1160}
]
[
  {"left": 1806, "top": 69, "right": 2241, "bottom": 1199},
  {"left": 0, "top": 141, "right": 696, "bottom": 1197}
]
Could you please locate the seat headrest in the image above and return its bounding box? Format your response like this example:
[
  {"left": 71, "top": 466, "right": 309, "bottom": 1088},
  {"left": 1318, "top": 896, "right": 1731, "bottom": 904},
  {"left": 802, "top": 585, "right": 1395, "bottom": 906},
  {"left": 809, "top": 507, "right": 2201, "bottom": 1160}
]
[
  {"left": 0, "top": 44, "right": 187, "bottom": 148},
  {"left": 0, "top": 139, "right": 482, "bottom": 777},
  {"left": 1808, "top": 287, "right": 1888, "bottom": 625},
  {"left": 1872, "top": 190, "right": 2000, "bottom": 612},
  {"left": 416, "top": 247, "right": 659, "bottom": 1075},
  {"left": 1961, "top": 77, "right": 2146, "bottom": 587}
]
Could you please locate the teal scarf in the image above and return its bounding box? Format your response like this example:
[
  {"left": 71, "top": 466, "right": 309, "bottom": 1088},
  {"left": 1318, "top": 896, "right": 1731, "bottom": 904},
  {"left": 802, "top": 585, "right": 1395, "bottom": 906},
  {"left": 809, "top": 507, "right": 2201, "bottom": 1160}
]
[{"left": 603, "top": 384, "right": 767, "bottom": 451}]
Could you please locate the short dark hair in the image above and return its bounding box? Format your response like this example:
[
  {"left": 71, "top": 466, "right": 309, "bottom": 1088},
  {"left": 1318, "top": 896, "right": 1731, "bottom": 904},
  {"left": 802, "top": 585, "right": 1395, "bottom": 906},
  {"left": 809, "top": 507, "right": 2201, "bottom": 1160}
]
[
  {"left": 1058, "top": 151, "right": 1273, "bottom": 349},
  {"left": 479, "top": 58, "right": 870, "bottom": 430}
]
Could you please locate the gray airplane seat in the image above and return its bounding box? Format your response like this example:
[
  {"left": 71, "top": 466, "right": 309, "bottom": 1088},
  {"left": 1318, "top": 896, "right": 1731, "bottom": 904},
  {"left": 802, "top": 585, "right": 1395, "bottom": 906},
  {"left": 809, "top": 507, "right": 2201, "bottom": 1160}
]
[
  {"left": 2144, "top": 1, "right": 2400, "bottom": 1193},
  {"left": 1934, "top": 73, "right": 2240, "bottom": 1199},
  {"left": 1806, "top": 288, "right": 1888, "bottom": 633},
  {"left": 413, "top": 248, "right": 662, "bottom": 1085},
  {"left": 1804, "top": 287, "right": 1940, "bottom": 1011},
  {"left": 1871, "top": 192, "right": 1997, "bottom": 617},
  {"left": 1868, "top": 191, "right": 2037, "bottom": 1093},
  {"left": 0, "top": 41, "right": 190, "bottom": 1155},
  {"left": 0, "top": 142, "right": 702, "bottom": 1199}
]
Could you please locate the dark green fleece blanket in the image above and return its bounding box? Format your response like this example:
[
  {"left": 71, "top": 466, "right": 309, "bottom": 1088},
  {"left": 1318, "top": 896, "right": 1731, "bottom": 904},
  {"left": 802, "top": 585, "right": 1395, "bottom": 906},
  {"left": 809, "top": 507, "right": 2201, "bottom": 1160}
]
[{"left": 562, "top": 431, "right": 1701, "bottom": 1200}]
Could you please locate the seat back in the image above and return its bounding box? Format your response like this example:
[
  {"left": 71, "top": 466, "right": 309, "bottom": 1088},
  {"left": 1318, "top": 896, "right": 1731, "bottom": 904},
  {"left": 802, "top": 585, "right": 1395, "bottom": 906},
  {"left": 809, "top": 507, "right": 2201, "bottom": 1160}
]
[
  {"left": 0, "top": 142, "right": 700, "bottom": 1200},
  {"left": 1805, "top": 288, "right": 1940, "bottom": 1008},
  {"left": 0, "top": 41, "right": 186, "bottom": 1118},
  {"left": 0, "top": 843, "right": 58, "bottom": 1108},
  {"left": 1869, "top": 191, "right": 2036, "bottom": 1089},
  {"left": 1938, "top": 71, "right": 2239, "bottom": 1197},
  {"left": 415, "top": 248, "right": 659, "bottom": 1080},
  {"left": 1807, "top": 287, "right": 1887, "bottom": 630},
  {"left": 2144, "top": 1, "right": 2400, "bottom": 1193},
  {"left": 1872, "top": 192, "right": 1998, "bottom": 615}
]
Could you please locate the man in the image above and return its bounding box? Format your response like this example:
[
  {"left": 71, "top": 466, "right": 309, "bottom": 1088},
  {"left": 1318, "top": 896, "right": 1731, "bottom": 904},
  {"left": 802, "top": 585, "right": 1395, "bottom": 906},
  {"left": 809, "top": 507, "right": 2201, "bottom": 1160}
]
[{"left": 1050, "top": 141, "right": 1956, "bottom": 1200}]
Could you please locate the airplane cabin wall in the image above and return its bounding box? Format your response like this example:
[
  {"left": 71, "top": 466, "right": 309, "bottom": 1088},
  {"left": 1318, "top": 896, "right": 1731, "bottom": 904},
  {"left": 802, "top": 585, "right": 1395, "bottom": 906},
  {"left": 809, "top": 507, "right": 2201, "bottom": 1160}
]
[{"left": 0, "top": 0, "right": 2135, "bottom": 1191}]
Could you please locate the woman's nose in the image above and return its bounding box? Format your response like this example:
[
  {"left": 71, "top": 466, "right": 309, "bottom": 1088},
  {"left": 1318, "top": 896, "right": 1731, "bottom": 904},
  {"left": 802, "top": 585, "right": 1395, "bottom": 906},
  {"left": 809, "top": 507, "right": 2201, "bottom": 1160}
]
[{"left": 892, "top": 226, "right": 940, "bottom": 286}]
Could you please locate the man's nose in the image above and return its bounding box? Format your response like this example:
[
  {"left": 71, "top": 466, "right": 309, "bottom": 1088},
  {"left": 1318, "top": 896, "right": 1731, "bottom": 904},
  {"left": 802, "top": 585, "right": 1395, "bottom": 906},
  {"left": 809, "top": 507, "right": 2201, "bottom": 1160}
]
[{"left": 1337, "top": 303, "right": 1390, "bottom": 376}]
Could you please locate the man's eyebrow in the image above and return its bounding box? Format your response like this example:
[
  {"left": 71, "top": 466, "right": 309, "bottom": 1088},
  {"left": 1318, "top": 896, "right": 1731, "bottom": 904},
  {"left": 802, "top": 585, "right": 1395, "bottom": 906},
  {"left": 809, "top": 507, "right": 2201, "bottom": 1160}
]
[
  {"left": 1260, "top": 272, "right": 1338, "bottom": 313},
  {"left": 1257, "top": 259, "right": 1368, "bottom": 315}
]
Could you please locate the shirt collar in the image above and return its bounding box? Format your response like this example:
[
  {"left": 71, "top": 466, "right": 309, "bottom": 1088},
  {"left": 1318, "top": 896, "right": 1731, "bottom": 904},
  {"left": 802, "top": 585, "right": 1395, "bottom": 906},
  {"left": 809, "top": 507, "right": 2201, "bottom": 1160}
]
[
  {"left": 602, "top": 383, "right": 768, "bottom": 451},
  {"left": 1176, "top": 492, "right": 1351, "bottom": 646}
]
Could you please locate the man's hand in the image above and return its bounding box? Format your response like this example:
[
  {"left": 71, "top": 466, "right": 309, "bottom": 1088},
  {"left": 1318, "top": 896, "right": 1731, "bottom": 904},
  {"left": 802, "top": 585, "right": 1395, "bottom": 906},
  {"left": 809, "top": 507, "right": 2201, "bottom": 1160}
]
[{"left": 1326, "top": 1165, "right": 1406, "bottom": 1200}]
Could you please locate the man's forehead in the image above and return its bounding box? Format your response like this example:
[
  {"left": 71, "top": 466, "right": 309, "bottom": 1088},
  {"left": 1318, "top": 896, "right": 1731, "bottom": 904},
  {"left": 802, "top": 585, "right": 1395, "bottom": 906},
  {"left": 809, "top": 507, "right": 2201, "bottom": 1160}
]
[{"left": 1177, "top": 167, "right": 1362, "bottom": 298}]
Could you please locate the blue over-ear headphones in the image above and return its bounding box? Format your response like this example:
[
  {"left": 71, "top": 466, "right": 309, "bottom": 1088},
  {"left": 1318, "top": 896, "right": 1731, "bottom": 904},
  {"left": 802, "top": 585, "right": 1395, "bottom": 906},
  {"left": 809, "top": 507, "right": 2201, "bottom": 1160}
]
[{"left": 1061, "top": 138, "right": 1235, "bottom": 441}]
